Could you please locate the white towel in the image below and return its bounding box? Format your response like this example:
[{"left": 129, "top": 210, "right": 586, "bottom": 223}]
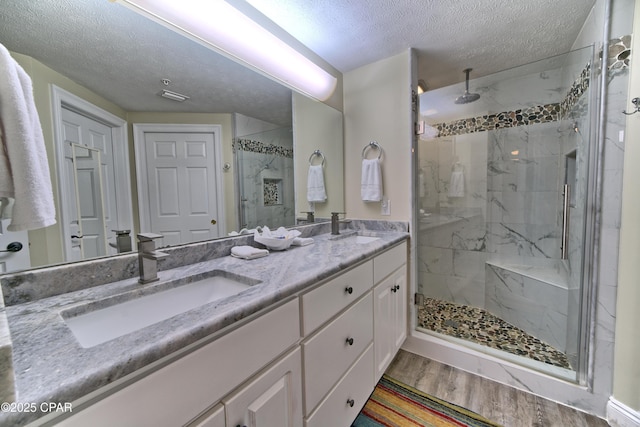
[
  {"left": 292, "top": 237, "right": 314, "bottom": 246},
  {"left": 448, "top": 171, "right": 465, "bottom": 198},
  {"left": 307, "top": 164, "right": 326, "bottom": 202},
  {"left": 231, "top": 245, "right": 269, "bottom": 260},
  {"left": 0, "top": 44, "right": 56, "bottom": 231},
  {"left": 361, "top": 158, "right": 382, "bottom": 202}
]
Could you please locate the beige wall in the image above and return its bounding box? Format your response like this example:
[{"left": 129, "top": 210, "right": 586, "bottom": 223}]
[
  {"left": 126, "top": 112, "right": 236, "bottom": 233},
  {"left": 11, "top": 52, "right": 128, "bottom": 267},
  {"left": 613, "top": 0, "right": 640, "bottom": 412},
  {"left": 343, "top": 50, "right": 413, "bottom": 221},
  {"left": 293, "top": 92, "right": 345, "bottom": 220}
]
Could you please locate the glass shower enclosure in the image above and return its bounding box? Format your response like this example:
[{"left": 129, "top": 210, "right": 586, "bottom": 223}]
[
  {"left": 234, "top": 127, "right": 295, "bottom": 230},
  {"left": 415, "top": 46, "right": 595, "bottom": 381}
]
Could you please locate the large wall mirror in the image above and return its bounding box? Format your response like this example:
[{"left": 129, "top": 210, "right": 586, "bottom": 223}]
[{"left": 0, "top": 0, "right": 344, "bottom": 274}]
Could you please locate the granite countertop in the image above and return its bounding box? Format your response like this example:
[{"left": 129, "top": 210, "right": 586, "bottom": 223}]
[{"left": 0, "top": 222, "right": 408, "bottom": 426}]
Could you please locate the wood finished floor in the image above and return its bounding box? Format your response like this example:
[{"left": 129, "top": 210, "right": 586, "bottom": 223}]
[{"left": 385, "top": 350, "right": 610, "bottom": 427}]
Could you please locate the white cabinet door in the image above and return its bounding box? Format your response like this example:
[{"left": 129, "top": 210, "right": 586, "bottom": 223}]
[
  {"left": 224, "top": 348, "right": 303, "bottom": 427},
  {"left": 373, "top": 266, "right": 407, "bottom": 381},
  {"left": 392, "top": 269, "right": 407, "bottom": 352},
  {"left": 189, "top": 404, "right": 225, "bottom": 427}
]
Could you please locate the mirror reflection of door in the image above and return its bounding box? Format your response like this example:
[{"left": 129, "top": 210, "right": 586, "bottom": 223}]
[
  {"left": 71, "top": 144, "right": 108, "bottom": 259},
  {"left": 61, "top": 108, "right": 115, "bottom": 261},
  {"left": 136, "top": 126, "right": 224, "bottom": 247},
  {"left": 0, "top": 199, "right": 31, "bottom": 272}
]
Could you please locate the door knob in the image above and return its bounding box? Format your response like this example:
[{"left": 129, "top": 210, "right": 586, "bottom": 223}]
[
  {"left": 346, "top": 337, "right": 354, "bottom": 346},
  {"left": 210, "top": 219, "right": 217, "bottom": 225},
  {"left": 0, "top": 242, "right": 23, "bottom": 253}
]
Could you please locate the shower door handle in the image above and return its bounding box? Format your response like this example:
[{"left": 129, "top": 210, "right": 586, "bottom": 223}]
[{"left": 561, "top": 184, "right": 570, "bottom": 260}]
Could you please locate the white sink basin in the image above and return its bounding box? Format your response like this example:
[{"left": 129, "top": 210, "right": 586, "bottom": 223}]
[
  {"left": 354, "top": 235, "right": 380, "bottom": 244},
  {"left": 62, "top": 271, "right": 260, "bottom": 348},
  {"left": 329, "top": 231, "right": 380, "bottom": 244}
]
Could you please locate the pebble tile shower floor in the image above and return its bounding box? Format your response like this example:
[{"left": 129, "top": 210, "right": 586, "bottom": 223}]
[{"left": 417, "top": 298, "right": 572, "bottom": 369}]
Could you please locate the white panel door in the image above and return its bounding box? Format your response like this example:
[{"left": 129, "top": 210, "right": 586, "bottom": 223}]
[
  {"left": 143, "top": 132, "right": 221, "bottom": 245},
  {"left": 61, "top": 108, "right": 116, "bottom": 260}
]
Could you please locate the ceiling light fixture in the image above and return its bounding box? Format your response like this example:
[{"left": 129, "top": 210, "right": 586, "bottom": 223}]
[
  {"left": 114, "top": 0, "right": 337, "bottom": 101},
  {"left": 160, "top": 89, "right": 190, "bottom": 102}
]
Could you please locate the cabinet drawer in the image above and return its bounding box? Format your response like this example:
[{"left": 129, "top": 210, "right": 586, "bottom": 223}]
[
  {"left": 301, "top": 260, "right": 373, "bottom": 335},
  {"left": 58, "top": 299, "right": 300, "bottom": 427},
  {"left": 373, "top": 241, "right": 407, "bottom": 284},
  {"left": 302, "top": 293, "right": 373, "bottom": 414},
  {"left": 305, "top": 344, "right": 374, "bottom": 427}
]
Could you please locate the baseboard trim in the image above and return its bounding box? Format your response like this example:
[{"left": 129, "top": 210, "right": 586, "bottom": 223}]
[{"left": 608, "top": 397, "right": 640, "bottom": 427}]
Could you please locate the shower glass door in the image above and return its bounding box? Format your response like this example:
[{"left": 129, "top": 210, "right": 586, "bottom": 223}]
[
  {"left": 415, "top": 46, "right": 594, "bottom": 381},
  {"left": 234, "top": 127, "right": 295, "bottom": 230}
]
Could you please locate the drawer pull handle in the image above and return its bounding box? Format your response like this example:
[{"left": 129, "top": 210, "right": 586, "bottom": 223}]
[
  {"left": 345, "top": 286, "right": 353, "bottom": 294},
  {"left": 391, "top": 284, "right": 400, "bottom": 293},
  {"left": 347, "top": 398, "right": 355, "bottom": 407},
  {"left": 346, "top": 337, "right": 354, "bottom": 346}
]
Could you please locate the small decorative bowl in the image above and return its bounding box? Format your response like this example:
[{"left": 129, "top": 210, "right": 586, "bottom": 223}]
[{"left": 254, "top": 235, "right": 295, "bottom": 251}]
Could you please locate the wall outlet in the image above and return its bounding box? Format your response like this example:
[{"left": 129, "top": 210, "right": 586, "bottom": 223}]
[{"left": 381, "top": 196, "right": 390, "bottom": 216}]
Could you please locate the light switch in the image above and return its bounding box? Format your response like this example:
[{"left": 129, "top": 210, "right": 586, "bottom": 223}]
[{"left": 381, "top": 196, "right": 390, "bottom": 216}]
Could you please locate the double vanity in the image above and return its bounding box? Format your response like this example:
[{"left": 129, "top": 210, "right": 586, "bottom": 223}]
[{"left": 0, "top": 220, "right": 408, "bottom": 426}]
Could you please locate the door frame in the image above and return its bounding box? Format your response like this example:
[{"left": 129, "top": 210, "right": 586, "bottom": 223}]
[
  {"left": 50, "top": 85, "right": 133, "bottom": 261},
  {"left": 133, "top": 123, "right": 226, "bottom": 239}
]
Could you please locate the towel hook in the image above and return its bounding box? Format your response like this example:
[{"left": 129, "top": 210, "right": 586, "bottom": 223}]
[
  {"left": 362, "top": 141, "right": 383, "bottom": 160},
  {"left": 623, "top": 97, "right": 640, "bottom": 115},
  {"left": 308, "top": 149, "right": 325, "bottom": 166}
]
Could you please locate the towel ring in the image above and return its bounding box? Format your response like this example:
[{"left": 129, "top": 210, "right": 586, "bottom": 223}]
[
  {"left": 309, "top": 149, "right": 325, "bottom": 166},
  {"left": 362, "top": 141, "right": 383, "bottom": 160}
]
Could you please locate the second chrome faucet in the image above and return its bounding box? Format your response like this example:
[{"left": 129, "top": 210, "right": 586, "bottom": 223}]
[{"left": 137, "top": 233, "right": 169, "bottom": 284}]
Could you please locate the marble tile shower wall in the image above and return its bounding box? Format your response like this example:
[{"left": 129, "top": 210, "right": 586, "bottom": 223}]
[
  {"left": 234, "top": 131, "right": 294, "bottom": 230},
  {"left": 417, "top": 54, "right": 593, "bottom": 317}
]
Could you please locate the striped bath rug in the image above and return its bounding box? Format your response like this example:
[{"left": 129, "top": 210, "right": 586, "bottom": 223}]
[{"left": 352, "top": 375, "right": 503, "bottom": 427}]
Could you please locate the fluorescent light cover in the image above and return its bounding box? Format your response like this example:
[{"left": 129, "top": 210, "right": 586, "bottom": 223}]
[
  {"left": 160, "top": 89, "right": 190, "bottom": 102},
  {"left": 116, "top": 0, "right": 337, "bottom": 101}
]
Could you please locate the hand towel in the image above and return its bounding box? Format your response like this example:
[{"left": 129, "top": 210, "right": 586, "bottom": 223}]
[
  {"left": 307, "top": 164, "right": 327, "bottom": 202},
  {"left": 448, "top": 170, "right": 465, "bottom": 198},
  {"left": 231, "top": 245, "right": 269, "bottom": 260},
  {"left": 0, "top": 43, "right": 56, "bottom": 231},
  {"left": 361, "top": 158, "right": 382, "bottom": 202},
  {"left": 292, "top": 237, "right": 314, "bottom": 246}
]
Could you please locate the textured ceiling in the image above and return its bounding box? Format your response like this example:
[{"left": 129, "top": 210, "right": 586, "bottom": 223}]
[
  {"left": 1, "top": 0, "right": 596, "bottom": 127},
  {"left": 0, "top": 0, "right": 293, "bottom": 127},
  {"left": 247, "top": 0, "right": 596, "bottom": 90}
]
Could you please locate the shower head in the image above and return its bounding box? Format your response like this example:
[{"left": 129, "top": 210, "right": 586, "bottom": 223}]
[{"left": 455, "top": 68, "right": 480, "bottom": 104}]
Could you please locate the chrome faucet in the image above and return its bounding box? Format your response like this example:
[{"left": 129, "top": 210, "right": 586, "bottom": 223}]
[
  {"left": 331, "top": 212, "right": 345, "bottom": 235},
  {"left": 302, "top": 211, "right": 315, "bottom": 223},
  {"left": 137, "top": 233, "right": 169, "bottom": 284}
]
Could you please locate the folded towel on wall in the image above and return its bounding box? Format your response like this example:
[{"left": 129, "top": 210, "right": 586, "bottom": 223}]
[
  {"left": 448, "top": 170, "right": 465, "bottom": 198},
  {"left": 231, "top": 245, "right": 269, "bottom": 260},
  {"left": 0, "top": 43, "right": 56, "bottom": 231},
  {"left": 307, "top": 164, "right": 327, "bottom": 202},
  {"left": 361, "top": 158, "right": 383, "bottom": 202}
]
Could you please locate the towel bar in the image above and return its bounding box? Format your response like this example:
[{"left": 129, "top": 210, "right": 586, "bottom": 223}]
[
  {"left": 309, "top": 149, "right": 325, "bottom": 166},
  {"left": 362, "top": 141, "right": 383, "bottom": 159}
]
